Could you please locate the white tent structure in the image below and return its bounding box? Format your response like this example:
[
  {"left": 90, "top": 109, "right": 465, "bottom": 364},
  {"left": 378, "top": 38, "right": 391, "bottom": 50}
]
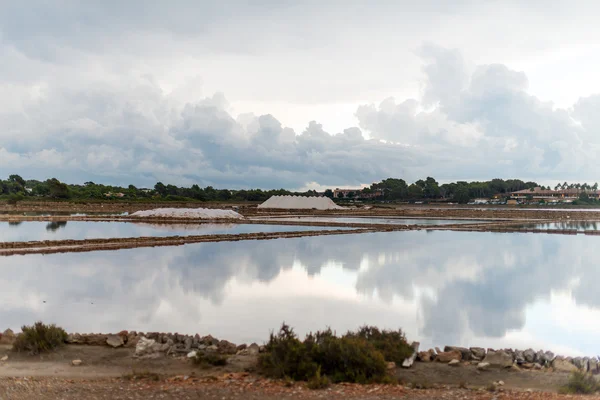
[{"left": 257, "top": 195, "right": 344, "bottom": 210}]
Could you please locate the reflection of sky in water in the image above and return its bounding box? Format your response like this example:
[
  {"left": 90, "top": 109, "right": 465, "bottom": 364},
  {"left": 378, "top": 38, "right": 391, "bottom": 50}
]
[
  {"left": 518, "top": 221, "right": 600, "bottom": 231},
  {"left": 0, "top": 221, "right": 347, "bottom": 241},
  {"left": 0, "top": 231, "right": 597, "bottom": 356},
  {"left": 258, "top": 217, "right": 487, "bottom": 225}
]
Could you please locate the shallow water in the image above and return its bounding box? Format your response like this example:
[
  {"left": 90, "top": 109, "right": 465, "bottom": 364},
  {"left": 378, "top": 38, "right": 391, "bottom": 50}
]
[
  {"left": 517, "top": 221, "right": 600, "bottom": 231},
  {"left": 0, "top": 230, "right": 596, "bottom": 357},
  {"left": 0, "top": 221, "right": 348, "bottom": 242},
  {"left": 257, "top": 216, "right": 487, "bottom": 225}
]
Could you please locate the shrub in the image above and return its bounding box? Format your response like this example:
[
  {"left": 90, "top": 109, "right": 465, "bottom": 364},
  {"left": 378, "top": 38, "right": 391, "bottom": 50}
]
[
  {"left": 259, "top": 324, "right": 388, "bottom": 384},
  {"left": 559, "top": 371, "right": 600, "bottom": 394},
  {"left": 13, "top": 322, "right": 67, "bottom": 355},
  {"left": 345, "top": 326, "right": 413, "bottom": 364},
  {"left": 193, "top": 352, "right": 228, "bottom": 367},
  {"left": 7, "top": 193, "right": 24, "bottom": 205},
  {"left": 307, "top": 366, "right": 330, "bottom": 390}
]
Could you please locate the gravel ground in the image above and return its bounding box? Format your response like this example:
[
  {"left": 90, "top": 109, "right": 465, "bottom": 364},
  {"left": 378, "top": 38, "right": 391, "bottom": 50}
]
[{"left": 0, "top": 375, "right": 598, "bottom": 400}]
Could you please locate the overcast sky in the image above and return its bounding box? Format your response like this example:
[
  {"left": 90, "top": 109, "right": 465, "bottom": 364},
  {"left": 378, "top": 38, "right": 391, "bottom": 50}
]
[{"left": 2, "top": 1, "right": 600, "bottom": 189}]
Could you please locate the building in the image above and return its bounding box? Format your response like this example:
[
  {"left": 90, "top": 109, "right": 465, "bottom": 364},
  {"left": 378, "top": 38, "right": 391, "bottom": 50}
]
[
  {"left": 333, "top": 188, "right": 383, "bottom": 199},
  {"left": 511, "top": 187, "right": 600, "bottom": 202}
]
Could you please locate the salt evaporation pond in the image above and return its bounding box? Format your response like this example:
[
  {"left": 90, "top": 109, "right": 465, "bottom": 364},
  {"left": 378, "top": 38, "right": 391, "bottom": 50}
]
[
  {"left": 257, "top": 216, "right": 488, "bottom": 225},
  {"left": 0, "top": 221, "right": 349, "bottom": 242},
  {"left": 517, "top": 221, "right": 600, "bottom": 231},
  {"left": 0, "top": 230, "right": 596, "bottom": 357}
]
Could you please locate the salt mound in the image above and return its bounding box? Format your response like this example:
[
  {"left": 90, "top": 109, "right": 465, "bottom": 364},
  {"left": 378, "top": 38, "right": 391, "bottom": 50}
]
[
  {"left": 131, "top": 208, "right": 244, "bottom": 219},
  {"left": 258, "top": 195, "right": 344, "bottom": 210}
]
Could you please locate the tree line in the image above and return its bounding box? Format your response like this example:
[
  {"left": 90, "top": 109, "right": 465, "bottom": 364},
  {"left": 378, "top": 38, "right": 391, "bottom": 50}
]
[{"left": 2, "top": 174, "right": 597, "bottom": 204}]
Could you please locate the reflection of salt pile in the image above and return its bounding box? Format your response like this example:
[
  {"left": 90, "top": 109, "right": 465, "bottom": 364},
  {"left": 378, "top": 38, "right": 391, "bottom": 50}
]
[
  {"left": 131, "top": 208, "right": 244, "bottom": 219},
  {"left": 258, "top": 195, "right": 344, "bottom": 210}
]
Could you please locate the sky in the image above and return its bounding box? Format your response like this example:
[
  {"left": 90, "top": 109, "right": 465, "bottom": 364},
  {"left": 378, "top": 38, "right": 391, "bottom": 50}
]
[{"left": 2, "top": 1, "right": 600, "bottom": 189}]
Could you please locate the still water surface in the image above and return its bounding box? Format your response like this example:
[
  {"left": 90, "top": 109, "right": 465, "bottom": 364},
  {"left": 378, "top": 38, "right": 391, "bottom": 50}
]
[
  {"left": 517, "top": 221, "right": 600, "bottom": 231},
  {"left": 0, "top": 221, "right": 346, "bottom": 242},
  {"left": 257, "top": 216, "right": 487, "bottom": 225},
  {"left": 0, "top": 230, "right": 596, "bottom": 356}
]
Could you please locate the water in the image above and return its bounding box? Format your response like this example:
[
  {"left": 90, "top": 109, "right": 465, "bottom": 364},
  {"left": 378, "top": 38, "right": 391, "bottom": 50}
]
[
  {"left": 0, "top": 230, "right": 596, "bottom": 357},
  {"left": 0, "top": 221, "right": 349, "bottom": 242},
  {"left": 517, "top": 221, "right": 600, "bottom": 231},
  {"left": 256, "top": 216, "right": 487, "bottom": 225}
]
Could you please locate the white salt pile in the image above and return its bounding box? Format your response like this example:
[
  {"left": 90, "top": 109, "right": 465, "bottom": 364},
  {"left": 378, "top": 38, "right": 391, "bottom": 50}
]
[
  {"left": 131, "top": 208, "right": 244, "bottom": 219},
  {"left": 258, "top": 195, "right": 344, "bottom": 210}
]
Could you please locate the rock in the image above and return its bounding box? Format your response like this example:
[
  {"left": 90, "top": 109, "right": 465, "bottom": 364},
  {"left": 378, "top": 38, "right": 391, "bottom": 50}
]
[
  {"left": 583, "top": 357, "right": 590, "bottom": 372},
  {"left": 71, "top": 359, "right": 82, "bottom": 366},
  {"left": 470, "top": 347, "right": 486, "bottom": 360},
  {"left": 497, "top": 380, "right": 505, "bottom": 386},
  {"left": 386, "top": 361, "right": 396, "bottom": 370},
  {"left": 135, "top": 337, "right": 158, "bottom": 357},
  {"left": 521, "top": 363, "right": 534, "bottom": 369},
  {"left": 572, "top": 357, "right": 584, "bottom": 370},
  {"left": 477, "top": 362, "right": 490, "bottom": 370},
  {"left": 435, "top": 347, "right": 442, "bottom": 354},
  {"left": 125, "top": 333, "right": 140, "bottom": 348},
  {"left": 66, "top": 333, "right": 83, "bottom": 344},
  {"left": 0, "top": 355, "right": 7, "bottom": 362},
  {"left": 445, "top": 346, "right": 472, "bottom": 361},
  {"left": 247, "top": 343, "right": 260, "bottom": 355},
  {"left": 533, "top": 363, "right": 543, "bottom": 370},
  {"left": 258, "top": 345, "right": 266, "bottom": 353},
  {"left": 186, "top": 351, "right": 197, "bottom": 359},
  {"left": 514, "top": 350, "right": 525, "bottom": 364},
  {"left": 218, "top": 340, "right": 237, "bottom": 355},
  {"left": 589, "top": 359, "right": 598, "bottom": 373},
  {"left": 552, "top": 356, "right": 579, "bottom": 373},
  {"left": 236, "top": 344, "right": 247, "bottom": 352},
  {"left": 184, "top": 337, "right": 193, "bottom": 351},
  {"left": 448, "top": 359, "right": 460, "bottom": 366},
  {"left": 401, "top": 342, "right": 420, "bottom": 368},
  {"left": 544, "top": 351, "right": 555, "bottom": 363},
  {"left": 83, "top": 334, "right": 107, "bottom": 346},
  {"left": 482, "top": 350, "right": 513, "bottom": 368},
  {"left": 436, "top": 350, "right": 462, "bottom": 363},
  {"left": 202, "top": 335, "right": 219, "bottom": 346},
  {"left": 106, "top": 335, "right": 124, "bottom": 348},
  {"left": 207, "top": 345, "right": 218, "bottom": 352},
  {"left": 418, "top": 351, "right": 434, "bottom": 362},
  {"left": 523, "top": 348, "right": 535, "bottom": 363},
  {"left": 0, "top": 329, "right": 15, "bottom": 345},
  {"left": 535, "top": 350, "right": 546, "bottom": 365}
]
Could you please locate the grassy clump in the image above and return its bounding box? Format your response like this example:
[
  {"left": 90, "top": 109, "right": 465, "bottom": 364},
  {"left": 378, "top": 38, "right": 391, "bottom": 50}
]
[
  {"left": 345, "top": 326, "right": 413, "bottom": 364},
  {"left": 194, "top": 352, "right": 228, "bottom": 367},
  {"left": 307, "top": 366, "right": 331, "bottom": 390},
  {"left": 13, "top": 322, "right": 67, "bottom": 355},
  {"left": 259, "top": 324, "right": 390, "bottom": 384},
  {"left": 559, "top": 371, "right": 600, "bottom": 394}
]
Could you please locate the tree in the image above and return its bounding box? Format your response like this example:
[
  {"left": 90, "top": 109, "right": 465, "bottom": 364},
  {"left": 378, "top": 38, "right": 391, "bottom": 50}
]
[
  {"left": 407, "top": 184, "right": 423, "bottom": 199},
  {"left": 337, "top": 192, "right": 345, "bottom": 199},
  {"left": 8, "top": 174, "right": 26, "bottom": 187},
  {"left": 452, "top": 186, "right": 470, "bottom": 204},
  {"left": 347, "top": 191, "right": 355, "bottom": 199},
  {"left": 324, "top": 189, "right": 334, "bottom": 199},
  {"left": 46, "top": 178, "right": 70, "bottom": 199}
]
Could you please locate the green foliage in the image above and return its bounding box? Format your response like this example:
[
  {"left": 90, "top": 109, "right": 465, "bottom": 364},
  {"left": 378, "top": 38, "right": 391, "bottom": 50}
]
[
  {"left": 193, "top": 352, "right": 228, "bottom": 367},
  {"left": 259, "top": 324, "right": 391, "bottom": 384},
  {"left": 559, "top": 371, "right": 600, "bottom": 394},
  {"left": 307, "top": 366, "right": 330, "bottom": 390},
  {"left": 345, "top": 326, "right": 413, "bottom": 364},
  {"left": 7, "top": 193, "right": 24, "bottom": 205},
  {"left": 452, "top": 186, "right": 471, "bottom": 204},
  {"left": 13, "top": 322, "right": 68, "bottom": 355}
]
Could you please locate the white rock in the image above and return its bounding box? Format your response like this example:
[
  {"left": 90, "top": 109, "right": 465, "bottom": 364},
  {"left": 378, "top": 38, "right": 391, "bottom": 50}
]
[
  {"left": 448, "top": 359, "right": 460, "bottom": 366},
  {"left": 106, "top": 335, "right": 124, "bottom": 348},
  {"left": 134, "top": 337, "right": 157, "bottom": 357},
  {"left": 497, "top": 380, "right": 505, "bottom": 386},
  {"left": 0, "top": 355, "right": 7, "bottom": 362},
  {"left": 477, "top": 362, "right": 490, "bottom": 370},
  {"left": 187, "top": 351, "right": 197, "bottom": 359},
  {"left": 71, "top": 359, "right": 82, "bottom": 366}
]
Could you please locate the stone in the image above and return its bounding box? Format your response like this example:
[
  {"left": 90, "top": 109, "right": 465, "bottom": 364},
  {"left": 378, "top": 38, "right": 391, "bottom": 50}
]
[
  {"left": 202, "top": 335, "right": 219, "bottom": 345},
  {"left": 418, "top": 351, "right": 434, "bottom": 362},
  {"left": 552, "top": 357, "right": 579, "bottom": 373},
  {"left": 477, "top": 362, "right": 490, "bottom": 370},
  {"left": 514, "top": 350, "right": 525, "bottom": 364},
  {"left": 436, "top": 350, "right": 462, "bottom": 363},
  {"left": 448, "top": 359, "right": 460, "bottom": 366},
  {"left": 482, "top": 350, "right": 513, "bottom": 368},
  {"left": 247, "top": 343, "right": 260, "bottom": 355},
  {"left": 135, "top": 337, "right": 158, "bottom": 357},
  {"left": 401, "top": 342, "right": 420, "bottom": 368},
  {"left": 0, "top": 355, "right": 7, "bottom": 361},
  {"left": 520, "top": 363, "right": 534, "bottom": 369},
  {"left": 0, "top": 329, "right": 15, "bottom": 345},
  {"left": 589, "top": 359, "right": 598, "bottom": 373},
  {"left": 218, "top": 340, "right": 237, "bottom": 355},
  {"left": 83, "top": 334, "right": 107, "bottom": 346},
  {"left": 186, "top": 351, "right": 197, "bottom": 359},
  {"left": 535, "top": 350, "right": 546, "bottom": 365},
  {"left": 470, "top": 347, "right": 486, "bottom": 360},
  {"left": 445, "top": 346, "right": 472, "bottom": 361},
  {"left": 544, "top": 351, "right": 555, "bottom": 363},
  {"left": 184, "top": 337, "right": 193, "bottom": 351},
  {"left": 106, "top": 335, "right": 124, "bottom": 348},
  {"left": 533, "top": 363, "right": 543, "bottom": 370},
  {"left": 386, "top": 361, "right": 396, "bottom": 370},
  {"left": 125, "top": 333, "right": 140, "bottom": 348},
  {"left": 66, "top": 333, "right": 83, "bottom": 344},
  {"left": 497, "top": 380, "right": 505, "bottom": 386},
  {"left": 572, "top": 357, "right": 584, "bottom": 370},
  {"left": 207, "top": 345, "right": 218, "bottom": 352},
  {"left": 71, "top": 359, "right": 82, "bottom": 366},
  {"left": 236, "top": 344, "right": 247, "bottom": 352},
  {"left": 523, "top": 349, "right": 535, "bottom": 363}
]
